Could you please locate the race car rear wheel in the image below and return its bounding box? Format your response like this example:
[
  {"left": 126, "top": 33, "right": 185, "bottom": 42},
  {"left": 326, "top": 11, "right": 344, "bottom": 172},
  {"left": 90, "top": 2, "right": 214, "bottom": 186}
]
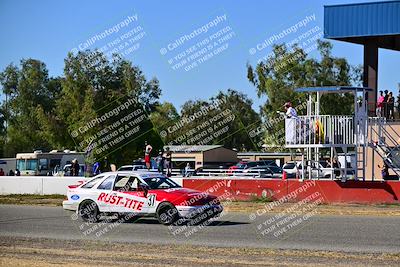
[
  {"left": 78, "top": 200, "right": 100, "bottom": 223},
  {"left": 156, "top": 202, "right": 179, "bottom": 225}
]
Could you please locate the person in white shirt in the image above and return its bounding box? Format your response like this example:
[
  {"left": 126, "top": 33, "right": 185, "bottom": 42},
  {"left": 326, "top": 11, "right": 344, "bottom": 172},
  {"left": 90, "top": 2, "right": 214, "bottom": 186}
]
[
  {"left": 284, "top": 102, "right": 298, "bottom": 119},
  {"left": 283, "top": 102, "right": 298, "bottom": 144}
]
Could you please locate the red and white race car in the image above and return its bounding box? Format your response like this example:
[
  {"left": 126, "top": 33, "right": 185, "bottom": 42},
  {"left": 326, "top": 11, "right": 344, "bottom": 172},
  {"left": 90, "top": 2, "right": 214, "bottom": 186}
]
[{"left": 63, "top": 171, "right": 223, "bottom": 225}]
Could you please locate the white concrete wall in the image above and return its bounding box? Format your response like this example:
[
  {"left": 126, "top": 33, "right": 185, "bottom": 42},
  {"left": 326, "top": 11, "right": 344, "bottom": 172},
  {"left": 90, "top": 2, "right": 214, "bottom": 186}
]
[
  {"left": 0, "top": 176, "right": 90, "bottom": 195},
  {"left": 0, "top": 176, "right": 184, "bottom": 195}
]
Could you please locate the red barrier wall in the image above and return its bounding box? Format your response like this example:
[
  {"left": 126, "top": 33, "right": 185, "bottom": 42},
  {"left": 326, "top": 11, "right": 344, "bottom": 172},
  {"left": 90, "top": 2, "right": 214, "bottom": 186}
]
[{"left": 183, "top": 178, "right": 400, "bottom": 204}]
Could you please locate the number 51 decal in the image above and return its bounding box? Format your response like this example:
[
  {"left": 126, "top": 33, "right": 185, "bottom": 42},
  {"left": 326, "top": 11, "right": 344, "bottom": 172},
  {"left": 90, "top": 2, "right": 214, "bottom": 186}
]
[{"left": 147, "top": 194, "right": 156, "bottom": 207}]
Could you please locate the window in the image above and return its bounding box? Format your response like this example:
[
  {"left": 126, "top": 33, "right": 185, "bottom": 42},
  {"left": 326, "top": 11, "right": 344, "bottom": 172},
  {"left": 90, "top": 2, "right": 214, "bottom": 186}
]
[
  {"left": 319, "top": 161, "right": 330, "bottom": 168},
  {"left": 283, "top": 163, "right": 295, "bottom": 169},
  {"left": 17, "top": 160, "right": 26, "bottom": 171},
  {"left": 81, "top": 176, "right": 104, "bottom": 189},
  {"left": 50, "top": 159, "right": 61, "bottom": 169},
  {"left": 97, "top": 175, "right": 115, "bottom": 190},
  {"left": 143, "top": 177, "right": 181, "bottom": 189},
  {"left": 26, "top": 159, "right": 38, "bottom": 171},
  {"left": 114, "top": 176, "right": 139, "bottom": 191},
  {"left": 39, "top": 159, "right": 48, "bottom": 171},
  {"left": 268, "top": 166, "right": 283, "bottom": 173},
  {"left": 118, "top": 167, "right": 133, "bottom": 171}
]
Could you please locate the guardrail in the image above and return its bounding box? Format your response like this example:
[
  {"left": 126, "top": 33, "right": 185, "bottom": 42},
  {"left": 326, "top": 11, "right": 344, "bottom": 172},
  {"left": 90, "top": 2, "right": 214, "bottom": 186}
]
[
  {"left": 0, "top": 176, "right": 184, "bottom": 195},
  {"left": 136, "top": 168, "right": 282, "bottom": 178},
  {"left": 0, "top": 176, "right": 90, "bottom": 195},
  {"left": 285, "top": 115, "right": 355, "bottom": 146}
]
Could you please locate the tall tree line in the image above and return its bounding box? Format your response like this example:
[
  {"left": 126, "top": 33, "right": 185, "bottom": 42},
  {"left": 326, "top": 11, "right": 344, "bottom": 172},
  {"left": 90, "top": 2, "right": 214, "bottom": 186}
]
[{"left": 0, "top": 51, "right": 260, "bottom": 165}]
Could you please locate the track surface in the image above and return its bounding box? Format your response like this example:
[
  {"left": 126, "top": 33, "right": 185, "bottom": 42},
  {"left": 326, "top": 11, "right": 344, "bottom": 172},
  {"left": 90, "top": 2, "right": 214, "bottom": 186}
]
[{"left": 0, "top": 205, "right": 399, "bottom": 253}]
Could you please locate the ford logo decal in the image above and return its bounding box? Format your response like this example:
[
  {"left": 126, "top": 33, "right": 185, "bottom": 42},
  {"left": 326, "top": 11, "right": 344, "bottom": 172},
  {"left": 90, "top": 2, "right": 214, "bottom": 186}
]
[{"left": 71, "top": 195, "right": 80, "bottom": 200}]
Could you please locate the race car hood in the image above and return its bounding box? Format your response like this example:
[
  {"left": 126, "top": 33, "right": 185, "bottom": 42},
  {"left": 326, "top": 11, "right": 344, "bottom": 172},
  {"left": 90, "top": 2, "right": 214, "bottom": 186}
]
[{"left": 148, "top": 187, "right": 219, "bottom": 206}]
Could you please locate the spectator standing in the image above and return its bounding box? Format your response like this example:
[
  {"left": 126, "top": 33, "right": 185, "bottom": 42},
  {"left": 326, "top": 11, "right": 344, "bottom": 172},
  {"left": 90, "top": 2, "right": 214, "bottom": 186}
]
[
  {"left": 92, "top": 161, "right": 100, "bottom": 175},
  {"left": 284, "top": 102, "right": 298, "bottom": 119},
  {"left": 379, "top": 162, "right": 389, "bottom": 180},
  {"left": 387, "top": 92, "right": 395, "bottom": 120},
  {"left": 184, "top": 163, "right": 191, "bottom": 177},
  {"left": 69, "top": 163, "right": 74, "bottom": 176},
  {"left": 283, "top": 102, "right": 299, "bottom": 144},
  {"left": 72, "top": 159, "right": 80, "bottom": 176},
  {"left": 156, "top": 150, "right": 164, "bottom": 174},
  {"left": 101, "top": 157, "right": 109, "bottom": 172},
  {"left": 0, "top": 168, "right": 4, "bottom": 176},
  {"left": 144, "top": 141, "right": 153, "bottom": 170},
  {"left": 332, "top": 158, "right": 341, "bottom": 179},
  {"left": 383, "top": 90, "right": 389, "bottom": 118},
  {"left": 164, "top": 147, "right": 172, "bottom": 177},
  {"left": 397, "top": 89, "right": 400, "bottom": 118},
  {"left": 377, "top": 91, "right": 384, "bottom": 117}
]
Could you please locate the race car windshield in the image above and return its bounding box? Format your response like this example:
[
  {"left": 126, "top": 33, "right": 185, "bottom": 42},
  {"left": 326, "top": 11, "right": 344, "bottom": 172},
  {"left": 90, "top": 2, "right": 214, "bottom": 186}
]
[{"left": 143, "top": 177, "right": 181, "bottom": 189}]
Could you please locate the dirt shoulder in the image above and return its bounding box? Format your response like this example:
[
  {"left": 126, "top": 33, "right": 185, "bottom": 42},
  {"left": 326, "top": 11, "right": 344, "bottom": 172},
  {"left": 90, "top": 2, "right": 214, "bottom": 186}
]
[
  {"left": 1, "top": 194, "right": 400, "bottom": 216},
  {"left": 224, "top": 201, "right": 400, "bottom": 216},
  {"left": 0, "top": 236, "right": 399, "bottom": 267}
]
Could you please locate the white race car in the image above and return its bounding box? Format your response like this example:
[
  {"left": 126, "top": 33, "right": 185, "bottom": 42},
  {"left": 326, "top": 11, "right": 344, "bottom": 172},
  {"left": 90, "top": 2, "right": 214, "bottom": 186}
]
[{"left": 63, "top": 171, "right": 223, "bottom": 225}]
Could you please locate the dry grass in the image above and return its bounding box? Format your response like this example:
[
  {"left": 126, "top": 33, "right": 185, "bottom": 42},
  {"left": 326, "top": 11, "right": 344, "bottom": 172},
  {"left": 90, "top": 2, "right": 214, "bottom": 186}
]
[
  {"left": 0, "top": 236, "right": 399, "bottom": 267},
  {"left": 225, "top": 201, "right": 400, "bottom": 216},
  {"left": 0, "top": 194, "right": 64, "bottom": 206}
]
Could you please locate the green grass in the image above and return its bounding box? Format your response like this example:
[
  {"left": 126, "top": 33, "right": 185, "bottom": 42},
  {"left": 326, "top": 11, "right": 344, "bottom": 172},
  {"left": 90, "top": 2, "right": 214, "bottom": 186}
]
[
  {"left": 249, "top": 195, "right": 273, "bottom": 203},
  {"left": 0, "top": 194, "right": 64, "bottom": 206}
]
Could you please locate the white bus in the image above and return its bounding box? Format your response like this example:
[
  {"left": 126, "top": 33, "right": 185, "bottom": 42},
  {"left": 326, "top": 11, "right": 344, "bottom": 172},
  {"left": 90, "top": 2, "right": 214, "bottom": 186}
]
[{"left": 16, "top": 150, "right": 85, "bottom": 176}]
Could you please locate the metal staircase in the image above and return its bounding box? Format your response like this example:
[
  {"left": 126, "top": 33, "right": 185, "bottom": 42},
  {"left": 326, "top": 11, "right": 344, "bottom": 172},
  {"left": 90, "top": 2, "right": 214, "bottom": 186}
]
[{"left": 369, "top": 118, "right": 400, "bottom": 178}]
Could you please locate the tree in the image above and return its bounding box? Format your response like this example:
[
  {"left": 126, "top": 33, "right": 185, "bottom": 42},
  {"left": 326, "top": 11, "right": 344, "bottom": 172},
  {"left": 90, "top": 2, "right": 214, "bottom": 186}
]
[
  {"left": 0, "top": 59, "right": 58, "bottom": 156},
  {"left": 247, "top": 40, "right": 362, "bottom": 146},
  {"left": 44, "top": 51, "right": 162, "bottom": 165},
  {"left": 176, "top": 89, "right": 261, "bottom": 150}
]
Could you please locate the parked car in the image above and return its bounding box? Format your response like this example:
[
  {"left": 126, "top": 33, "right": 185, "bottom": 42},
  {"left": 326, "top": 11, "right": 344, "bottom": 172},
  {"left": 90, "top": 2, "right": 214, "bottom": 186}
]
[
  {"left": 118, "top": 165, "right": 148, "bottom": 171},
  {"left": 59, "top": 164, "right": 85, "bottom": 176},
  {"left": 243, "top": 165, "right": 283, "bottom": 178},
  {"left": 283, "top": 160, "right": 355, "bottom": 179},
  {"left": 283, "top": 161, "right": 330, "bottom": 178},
  {"left": 229, "top": 160, "right": 279, "bottom": 174}
]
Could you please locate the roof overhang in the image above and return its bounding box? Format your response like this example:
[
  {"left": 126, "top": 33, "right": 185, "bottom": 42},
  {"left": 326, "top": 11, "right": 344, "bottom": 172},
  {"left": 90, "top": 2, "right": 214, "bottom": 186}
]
[
  {"left": 324, "top": 1, "right": 400, "bottom": 51},
  {"left": 296, "top": 86, "right": 373, "bottom": 93}
]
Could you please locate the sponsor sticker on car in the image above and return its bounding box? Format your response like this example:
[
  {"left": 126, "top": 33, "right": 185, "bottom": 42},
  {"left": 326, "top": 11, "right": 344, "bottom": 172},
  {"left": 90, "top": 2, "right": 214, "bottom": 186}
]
[{"left": 97, "top": 192, "right": 144, "bottom": 211}]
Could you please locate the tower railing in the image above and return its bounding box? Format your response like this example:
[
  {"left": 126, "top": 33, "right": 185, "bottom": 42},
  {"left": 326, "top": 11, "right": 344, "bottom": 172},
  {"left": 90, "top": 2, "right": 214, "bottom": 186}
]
[{"left": 285, "top": 115, "right": 355, "bottom": 146}]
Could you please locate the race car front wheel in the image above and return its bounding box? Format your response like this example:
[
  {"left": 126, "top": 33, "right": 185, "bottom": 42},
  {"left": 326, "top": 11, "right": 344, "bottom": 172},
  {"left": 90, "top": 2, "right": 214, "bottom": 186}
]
[
  {"left": 156, "top": 202, "right": 179, "bottom": 225},
  {"left": 78, "top": 200, "right": 100, "bottom": 223}
]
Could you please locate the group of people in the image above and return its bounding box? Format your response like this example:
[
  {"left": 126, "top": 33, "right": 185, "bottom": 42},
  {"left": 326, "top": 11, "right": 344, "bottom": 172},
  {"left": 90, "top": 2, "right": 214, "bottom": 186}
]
[
  {"left": 0, "top": 168, "right": 20, "bottom": 176},
  {"left": 377, "top": 90, "right": 396, "bottom": 119},
  {"left": 145, "top": 142, "right": 172, "bottom": 177}
]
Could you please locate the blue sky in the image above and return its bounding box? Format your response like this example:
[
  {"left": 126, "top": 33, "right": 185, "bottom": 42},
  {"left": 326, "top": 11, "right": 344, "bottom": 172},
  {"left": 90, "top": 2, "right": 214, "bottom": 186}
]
[{"left": 0, "top": 0, "right": 398, "bottom": 112}]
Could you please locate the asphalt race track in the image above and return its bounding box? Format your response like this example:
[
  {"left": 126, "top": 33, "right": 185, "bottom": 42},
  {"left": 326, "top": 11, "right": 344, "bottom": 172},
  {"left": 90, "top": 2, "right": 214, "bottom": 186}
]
[{"left": 0, "top": 205, "right": 399, "bottom": 254}]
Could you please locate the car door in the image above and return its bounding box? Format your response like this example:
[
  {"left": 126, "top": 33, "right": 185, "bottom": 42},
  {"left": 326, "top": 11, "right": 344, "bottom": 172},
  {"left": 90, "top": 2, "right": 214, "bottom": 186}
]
[
  {"left": 112, "top": 175, "right": 150, "bottom": 214},
  {"left": 95, "top": 174, "right": 116, "bottom": 212}
]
